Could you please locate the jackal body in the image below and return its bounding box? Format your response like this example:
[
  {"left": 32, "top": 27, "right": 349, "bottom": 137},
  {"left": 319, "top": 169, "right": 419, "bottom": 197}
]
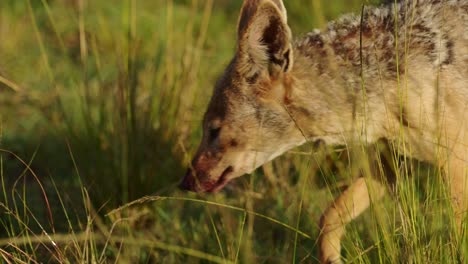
[{"left": 180, "top": 0, "right": 468, "bottom": 263}]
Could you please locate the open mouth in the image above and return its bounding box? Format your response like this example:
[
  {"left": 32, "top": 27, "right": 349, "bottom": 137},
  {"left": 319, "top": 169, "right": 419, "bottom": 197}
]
[{"left": 206, "top": 166, "right": 233, "bottom": 193}]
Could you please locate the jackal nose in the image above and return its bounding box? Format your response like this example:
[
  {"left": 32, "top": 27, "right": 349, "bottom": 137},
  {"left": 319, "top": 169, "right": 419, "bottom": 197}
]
[{"left": 179, "top": 169, "right": 195, "bottom": 191}]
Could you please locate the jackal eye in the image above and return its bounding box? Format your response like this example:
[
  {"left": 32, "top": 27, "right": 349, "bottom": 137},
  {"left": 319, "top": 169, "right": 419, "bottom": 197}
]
[{"left": 208, "top": 127, "right": 221, "bottom": 142}]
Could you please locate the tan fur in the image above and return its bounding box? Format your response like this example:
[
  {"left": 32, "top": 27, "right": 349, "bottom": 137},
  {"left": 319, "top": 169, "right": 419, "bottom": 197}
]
[{"left": 180, "top": 0, "right": 468, "bottom": 263}]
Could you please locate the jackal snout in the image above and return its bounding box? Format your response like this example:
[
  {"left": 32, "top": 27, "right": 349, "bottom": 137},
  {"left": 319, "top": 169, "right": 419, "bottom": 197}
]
[{"left": 180, "top": 151, "right": 234, "bottom": 193}]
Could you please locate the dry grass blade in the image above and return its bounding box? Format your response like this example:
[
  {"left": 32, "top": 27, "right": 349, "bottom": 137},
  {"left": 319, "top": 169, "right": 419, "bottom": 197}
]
[{"left": 0, "top": 75, "right": 22, "bottom": 92}]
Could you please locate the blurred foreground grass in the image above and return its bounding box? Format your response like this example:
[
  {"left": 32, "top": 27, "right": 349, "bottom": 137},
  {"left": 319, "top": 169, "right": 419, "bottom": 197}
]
[{"left": 0, "top": 0, "right": 465, "bottom": 263}]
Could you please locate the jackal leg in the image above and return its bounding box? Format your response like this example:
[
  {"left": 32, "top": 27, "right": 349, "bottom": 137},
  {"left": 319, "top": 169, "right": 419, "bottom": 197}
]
[
  {"left": 444, "top": 156, "right": 468, "bottom": 233},
  {"left": 319, "top": 177, "right": 386, "bottom": 264}
]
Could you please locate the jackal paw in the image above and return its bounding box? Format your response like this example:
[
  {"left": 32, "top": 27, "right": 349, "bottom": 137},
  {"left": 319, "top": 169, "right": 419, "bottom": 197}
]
[{"left": 324, "top": 257, "right": 343, "bottom": 264}]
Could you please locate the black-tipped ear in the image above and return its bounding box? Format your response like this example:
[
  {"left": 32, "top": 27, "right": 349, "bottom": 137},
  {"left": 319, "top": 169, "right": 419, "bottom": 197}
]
[
  {"left": 237, "top": 0, "right": 287, "bottom": 39},
  {"left": 236, "top": 0, "right": 293, "bottom": 79}
]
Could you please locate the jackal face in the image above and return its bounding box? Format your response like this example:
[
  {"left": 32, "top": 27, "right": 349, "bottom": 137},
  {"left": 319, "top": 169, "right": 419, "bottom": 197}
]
[{"left": 180, "top": 0, "right": 305, "bottom": 193}]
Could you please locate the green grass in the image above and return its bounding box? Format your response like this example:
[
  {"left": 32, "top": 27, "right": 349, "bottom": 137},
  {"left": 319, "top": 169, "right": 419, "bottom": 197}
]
[{"left": 0, "top": 0, "right": 466, "bottom": 263}]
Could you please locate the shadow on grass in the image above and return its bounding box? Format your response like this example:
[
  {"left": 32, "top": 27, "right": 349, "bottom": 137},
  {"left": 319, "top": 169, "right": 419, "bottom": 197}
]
[{"left": 0, "top": 126, "right": 184, "bottom": 236}]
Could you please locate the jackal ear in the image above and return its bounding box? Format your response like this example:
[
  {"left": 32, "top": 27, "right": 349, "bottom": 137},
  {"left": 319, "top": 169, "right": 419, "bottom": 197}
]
[{"left": 237, "top": 0, "right": 293, "bottom": 80}]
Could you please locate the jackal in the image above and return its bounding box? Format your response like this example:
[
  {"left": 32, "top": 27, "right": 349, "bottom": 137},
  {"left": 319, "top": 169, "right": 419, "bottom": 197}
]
[{"left": 180, "top": 0, "right": 468, "bottom": 262}]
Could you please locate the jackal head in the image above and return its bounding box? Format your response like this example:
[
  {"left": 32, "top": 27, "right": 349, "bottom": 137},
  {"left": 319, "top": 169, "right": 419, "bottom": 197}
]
[{"left": 180, "top": 0, "right": 305, "bottom": 192}]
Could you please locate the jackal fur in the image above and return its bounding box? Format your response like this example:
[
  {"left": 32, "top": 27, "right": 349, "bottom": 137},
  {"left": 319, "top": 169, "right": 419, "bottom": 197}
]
[{"left": 180, "top": 0, "right": 468, "bottom": 263}]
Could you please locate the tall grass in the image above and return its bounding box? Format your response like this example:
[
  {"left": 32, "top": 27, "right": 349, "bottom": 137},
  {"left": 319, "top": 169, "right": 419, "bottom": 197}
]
[{"left": 0, "top": 0, "right": 466, "bottom": 263}]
